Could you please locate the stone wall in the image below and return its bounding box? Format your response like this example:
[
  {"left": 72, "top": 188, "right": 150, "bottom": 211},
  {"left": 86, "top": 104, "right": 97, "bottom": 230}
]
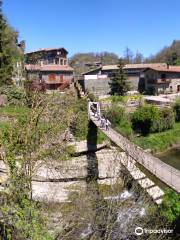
[
  {"left": 84, "top": 78, "right": 111, "bottom": 96},
  {"left": 84, "top": 76, "right": 139, "bottom": 96}
]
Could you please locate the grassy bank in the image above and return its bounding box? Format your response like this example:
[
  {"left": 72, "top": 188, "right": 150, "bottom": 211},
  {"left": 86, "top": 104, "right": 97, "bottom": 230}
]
[
  {"left": 134, "top": 122, "right": 180, "bottom": 153},
  {"left": 0, "top": 106, "right": 30, "bottom": 118}
]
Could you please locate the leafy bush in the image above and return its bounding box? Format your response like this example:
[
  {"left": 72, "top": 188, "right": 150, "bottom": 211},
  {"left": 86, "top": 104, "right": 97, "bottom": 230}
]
[
  {"left": 2, "top": 197, "right": 53, "bottom": 240},
  {"left": 111, "top": 95, "right": 127, "bottom": 103},
  {"left": 160, "top": 190, "right": 180, "bottom": 222},
  {"left": 104, "top": 103, "right": 133, "bottom": 138},
  {"left": 0, "top": 85, "right": 27, "bottom": 106},
  {"left": 87, "top": 92, "right": 98, "bottom": 102},
  {"left": 145, "top": 86, "right": 156, "bottom": 95},
  {"left": 132, "top": 105, "right": 160, "bottom": 135},
  {"left": 70, "top": 99, "right": 89, "bottom": 140},
  {"left": 160, "top": 107, "right": 175, "bottom": 130},
  {"left": 173, "top": 98, "right": 180, "bottom": 122},
  {"left": 104, "top": 104, "right": 126, "bottom": 125},
  {"left": 132, "top": 105, "right": 175, "bottom": 135}
]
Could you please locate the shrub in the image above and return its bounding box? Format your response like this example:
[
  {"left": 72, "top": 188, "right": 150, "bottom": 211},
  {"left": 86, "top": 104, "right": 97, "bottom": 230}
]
[
  {"left": 70, "top": 99, "right": 89, "bottom": 140},
  {"left": 104, "top": 103, "right": 133, "bottom": 138},
  {"left": 145, "top": 86, "right": 156, "bottom": 95},
  {"left": 160, "top": 107, "right": 175, "bottom": 130},
  {"left": 132, "top": 104, "right": 160, "bottom": 135},
  {"left": 132, "top": 105, "right": 176, "bottom": 136},
  {"left": 160, "top": 189, "right": 180, "bottom": 222},
  {"left": 132, "top": 105, "right": 175, "bottom": 135},
  {"left": 173, "top": 98, "right": 180, "bottom": 122},
  {"left": 0, "top": 85, "right": 27, "bottom": 106},
  {"left": 87, "top": 92, "right": 98, "bottom": 102},
  {"left": 104, "top": 103, "right": 126, "bottom": 125}
]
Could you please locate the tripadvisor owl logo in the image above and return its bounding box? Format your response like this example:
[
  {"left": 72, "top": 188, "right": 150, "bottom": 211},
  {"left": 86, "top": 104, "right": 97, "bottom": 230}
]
[{"left": 135, "top": 227, "right": 143, "bottom": 236}]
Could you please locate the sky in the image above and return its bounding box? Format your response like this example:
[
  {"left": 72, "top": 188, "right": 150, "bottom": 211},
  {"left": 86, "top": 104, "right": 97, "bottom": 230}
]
[{"left": 3, "top": 0, "right": 180, "bottom": 58}]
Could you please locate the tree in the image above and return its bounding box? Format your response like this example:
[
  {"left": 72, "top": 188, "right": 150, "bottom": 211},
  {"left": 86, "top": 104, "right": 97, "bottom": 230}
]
[
  {"left": 134, "top": 50, "right": 144, "bottom": 63},
  {"left": 0, "top": 0, "right": 22, "bottom": 86},
  {"left": 124, "top": 47, "right": 133, "bottom": 64},
  {"left": 147, "top": 40, "right": 180, "bottom": 65},
  {"left": 0, "top": 1, "right": 12, "bottom": 85},
  {"left": 109, "top": 58, "right": 130, "bottom": 95},
  {"left": 69, "top": 52, "right": 119, "bottom": 78}
]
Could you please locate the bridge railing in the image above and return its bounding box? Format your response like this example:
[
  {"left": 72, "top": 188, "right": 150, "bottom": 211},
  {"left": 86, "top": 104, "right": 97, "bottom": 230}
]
[{"left": 88, "top": 102, "right": 180, "bottom": 193}]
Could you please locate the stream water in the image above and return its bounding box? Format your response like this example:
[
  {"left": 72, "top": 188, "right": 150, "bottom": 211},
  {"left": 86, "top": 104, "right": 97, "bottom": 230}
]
[{"left": 157, "top": 148, "right": 180, "bottom": 170}]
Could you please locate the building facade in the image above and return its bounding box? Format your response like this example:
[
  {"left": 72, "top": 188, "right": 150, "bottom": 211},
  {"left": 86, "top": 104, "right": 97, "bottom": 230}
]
[
  {"left": 143, "top": 66, "right": 180, "bottom": 94},
  {"left": 81, "top": 63, "right": 167, "bottom": 95},
  {"left": 25, "top": 48, "right": 74, "bottom": 91}
]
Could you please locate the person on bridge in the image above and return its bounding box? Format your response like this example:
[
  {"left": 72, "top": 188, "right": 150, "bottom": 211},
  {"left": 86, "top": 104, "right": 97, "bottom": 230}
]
[
  {"left": 105, "top": 119, "right": 111, "bottom": 130},
  {"left": 100, "top": 116, "right": 106, "bottom": 128}
]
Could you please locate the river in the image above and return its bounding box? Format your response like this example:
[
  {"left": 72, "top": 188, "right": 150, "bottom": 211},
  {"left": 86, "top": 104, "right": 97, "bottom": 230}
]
[{"left": 157, "top": 148, "right": 180, "bottom": 170}]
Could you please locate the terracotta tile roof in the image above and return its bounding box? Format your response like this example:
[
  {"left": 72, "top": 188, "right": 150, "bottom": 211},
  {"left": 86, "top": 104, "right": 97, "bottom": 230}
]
[
  {"left": 102, "top": 63, "right": 167, "bottom": 70},
  {"left": 125, "top": 63, "right": 167, "bottom": 69},
  {"left": 26, "top": 47, "right": 68, "bottom": 54},
  {"left": 25, "top": 64, "right": 74, "bottom": 72},
  {"left": 83, "top": 63, "right": 167, "bottom": 74},
  {"left": 144, "top": 66, "right": 180, "bottom": 73}
]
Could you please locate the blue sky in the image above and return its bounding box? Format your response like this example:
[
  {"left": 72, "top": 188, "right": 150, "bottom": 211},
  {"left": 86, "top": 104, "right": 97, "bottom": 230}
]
[{"left": 3, "top": 0, "right": 180, "bottom": 57}]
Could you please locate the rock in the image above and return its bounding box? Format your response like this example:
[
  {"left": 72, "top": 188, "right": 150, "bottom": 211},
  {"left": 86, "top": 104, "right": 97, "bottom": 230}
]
[{"left": 0, "top": 95, "right": 7, "bottom": 107}]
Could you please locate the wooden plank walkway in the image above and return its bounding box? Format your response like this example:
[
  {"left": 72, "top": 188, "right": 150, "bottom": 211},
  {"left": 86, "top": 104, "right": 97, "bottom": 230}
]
[{"left": 89, "top": 103, "right": 180, "bottom": 194}]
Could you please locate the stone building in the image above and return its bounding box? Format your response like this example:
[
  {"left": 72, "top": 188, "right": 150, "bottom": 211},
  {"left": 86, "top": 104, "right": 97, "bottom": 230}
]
[
  {"left": 25, "top": 48, "right": 74, "bottom": 91},
  {"left": 81, "top": 63, "right": 167, "bottom": 95},
  {"left": 143, "top": 66, "right": 180, "bottom": 94}
]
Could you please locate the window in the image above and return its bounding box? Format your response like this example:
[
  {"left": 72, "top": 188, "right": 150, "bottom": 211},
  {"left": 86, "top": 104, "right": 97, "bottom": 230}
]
[
  {"left": 48, "top": 58, "right": 54, "bottom": 64},
  {"left": 161, "top": 73, "right": 166, "bottom": 80},
  {"left": 48, "top": 74, "right": 56, "bottom": 81},
  {"left": 64, "top": 60, "right": 67, "bottom": 65},
  {"left": 60, "top": 59, "right": 63, "bottom": 65},
  {"left": 55, "top": 58, "right": 59, "bottom": 64}
]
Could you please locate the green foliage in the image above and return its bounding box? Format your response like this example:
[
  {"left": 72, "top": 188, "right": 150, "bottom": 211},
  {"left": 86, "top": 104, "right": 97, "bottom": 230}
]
[
  {"left": 115, "top": 119, "right": 133, "bottom": 138},
  {"left": 0, "top": 92, "right": 85, "bottom": 239},
  {"left": 0, "top": 2, "right": 22, "bottom": 86},
  {"left": 173, "top": 98, "right": 180, "bottom": 122},
  {"left": 2, "top": 197, "right": 53, "bottom": 240},
  {"left": 87, "top": 92, "right": 98, "bottom": 102},
  {"left": 161, "top": 107, "right": 175, "bottom": 130},
  {"left": 70, "top": 99, "right": 89, "bottom": 140},
  {"left": 104, "top": 103, "right": 133, "bottom": 138},
  {"left": 145, "top": 86, "right": 156, "bottom": 95},
  {"left": 0, "top": 85, "right": 27, "bottom": 106},
  {"left": 109, "top": 58, "right": 130, "bottom": 96},
  {"left": 70, "top": 52, "right": 119, "bottom": 76},
  {"left": 148, "top": 40, "right": 180, "bottom": 65},
  {"left": 134, "top": 122, "right": 180, "bottom": 152},
  {"left": 132, "top": 105, "right": 175, "bottom": 136},
  {"left": 132, "top": 105, "right": 161, "bottom": 135},
  {"left": 0, "top": 105, "right": 29, "bottom": 117},
  {"left": 160, "top": 190, "right": 180, "bottom": 222},
  {"left": 111, "top": 95, "right": 127, "bottom": 103}
]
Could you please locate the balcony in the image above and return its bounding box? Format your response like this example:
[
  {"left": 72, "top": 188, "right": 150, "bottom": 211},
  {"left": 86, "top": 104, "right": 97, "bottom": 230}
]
[{"left": 156, "top": 78, "right": 171, "bottom": 84}]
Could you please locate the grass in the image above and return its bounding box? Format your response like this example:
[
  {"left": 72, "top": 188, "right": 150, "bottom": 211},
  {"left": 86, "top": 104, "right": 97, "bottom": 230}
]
[
  {"left": 0, "top": 121, "right": 12, "bottom": 131},
  {"left": 100, "top": 94, "right": 142, "bottom": 103},
  {"left": 134, "top": 122, "right": 180, "bottom": 153},
  {"left": 0, "top": 106, "right": 30, "bottom": 118}
]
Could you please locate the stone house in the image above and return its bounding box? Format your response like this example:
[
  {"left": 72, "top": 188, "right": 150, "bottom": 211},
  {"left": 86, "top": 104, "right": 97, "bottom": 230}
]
[
  {"left": 81, "top": 63, "right": 167, "bottom": 95},
  {"left": 25, "top": 48, "right": 74, "bottom": 91},
  {"left": 143, "top": 66, "right": 180, "bottom": 94}
]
